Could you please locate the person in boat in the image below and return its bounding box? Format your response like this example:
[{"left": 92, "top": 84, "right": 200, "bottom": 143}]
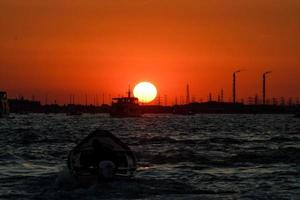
[
  {"left": 91, "top": 139, "right": 117, "bottom": 181},
  {"left": 69, "top": 130, "right": 137, "bottom": 183}
]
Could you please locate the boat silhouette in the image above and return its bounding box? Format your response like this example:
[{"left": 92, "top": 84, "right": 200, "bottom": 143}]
[
  {"left": 67, "top": 130, "right": 136, "bottom": 184},
  {"left": 110, "top": 89, "right": 142, "bottom": 117}
]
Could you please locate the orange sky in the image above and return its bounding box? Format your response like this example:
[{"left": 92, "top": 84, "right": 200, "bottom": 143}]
[{"left": 0, "top": 0, "right": 299, "bottom": 104}]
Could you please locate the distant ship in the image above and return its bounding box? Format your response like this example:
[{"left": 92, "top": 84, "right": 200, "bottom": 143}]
[
  {"left": 0, "top": 91, "right": 9, "bottom": 117},
  {"left": 110, "top": 89, "right": 142, "bottom": 117}
]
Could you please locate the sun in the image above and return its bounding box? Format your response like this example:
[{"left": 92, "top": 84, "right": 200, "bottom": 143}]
[{"left": 133, "top": 82, "right": 157, "bottom": 103}]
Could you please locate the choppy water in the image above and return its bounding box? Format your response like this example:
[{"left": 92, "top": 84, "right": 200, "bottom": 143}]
[{"left": 0, "top": 114, "right": 300, "bottom": 199}]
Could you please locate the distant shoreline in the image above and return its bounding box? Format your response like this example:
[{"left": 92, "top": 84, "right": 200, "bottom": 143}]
[{"left": 7, "top": 98, "right": 300, "bottom": 115}]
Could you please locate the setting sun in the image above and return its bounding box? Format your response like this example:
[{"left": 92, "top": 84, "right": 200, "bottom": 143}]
[{"left": 133, "top": 82, "right": 157, "bottom": 103}]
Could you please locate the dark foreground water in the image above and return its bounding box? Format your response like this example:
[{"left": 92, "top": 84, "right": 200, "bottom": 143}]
[{"left": 0, "top": 114, "right": 300, "bottom": 199}]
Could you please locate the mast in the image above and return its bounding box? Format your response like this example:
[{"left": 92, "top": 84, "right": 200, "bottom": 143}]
[
  {"left": 263, "top": 71, "right": 272, "bottom": 105},
  {"left": 233, "top": 70, "right": 241, "bottom": 103},
  {"left": 128, "top": 85, "right": 131, "bottom": 98},
  {"left": 186, "top": 84, "right": 190, "bottom": 104}
]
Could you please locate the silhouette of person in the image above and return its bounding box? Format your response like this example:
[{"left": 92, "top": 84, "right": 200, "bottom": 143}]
[{"left": 92, "top": 139, "right": 116, "bottom": 181}]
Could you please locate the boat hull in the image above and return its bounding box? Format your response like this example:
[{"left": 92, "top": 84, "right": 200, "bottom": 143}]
[{"left": 68, "top": 130, "right": 137, "bottom": 183}]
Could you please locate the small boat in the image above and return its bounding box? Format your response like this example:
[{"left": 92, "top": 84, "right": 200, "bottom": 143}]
[
  {"left": 173, "top": 106, "right": 195, "bottom": 115},
  {"left": 173, "top": 110, "right": 195, "bottom": 115},
  {"left": 68, "top": 130, "right": 136, "bottom": 183},
  {"left": 0, "top": 91, "right": 9, "bottom": 117},
  {"left": 110, "top": 89, "right": 141, "bottom": 117}
]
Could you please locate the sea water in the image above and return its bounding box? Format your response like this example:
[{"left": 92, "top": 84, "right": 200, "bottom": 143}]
[{"left": 0, "top": 114, "right": 300, "bottom": 199}]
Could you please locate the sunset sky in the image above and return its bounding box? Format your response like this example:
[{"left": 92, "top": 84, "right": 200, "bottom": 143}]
[{"left": 0, "top": 0, "right": 299, "bottom": 104}]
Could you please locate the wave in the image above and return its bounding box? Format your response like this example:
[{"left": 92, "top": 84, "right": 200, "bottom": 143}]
[
  {"left": 229, "top": 147, "right": 300, "bottom": 165},
  {"left": 136, "top": 146, "right": 300, "bottom": 166},
  {"left": 35, "top": 168, "right": 236, "bottom": 199}
]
